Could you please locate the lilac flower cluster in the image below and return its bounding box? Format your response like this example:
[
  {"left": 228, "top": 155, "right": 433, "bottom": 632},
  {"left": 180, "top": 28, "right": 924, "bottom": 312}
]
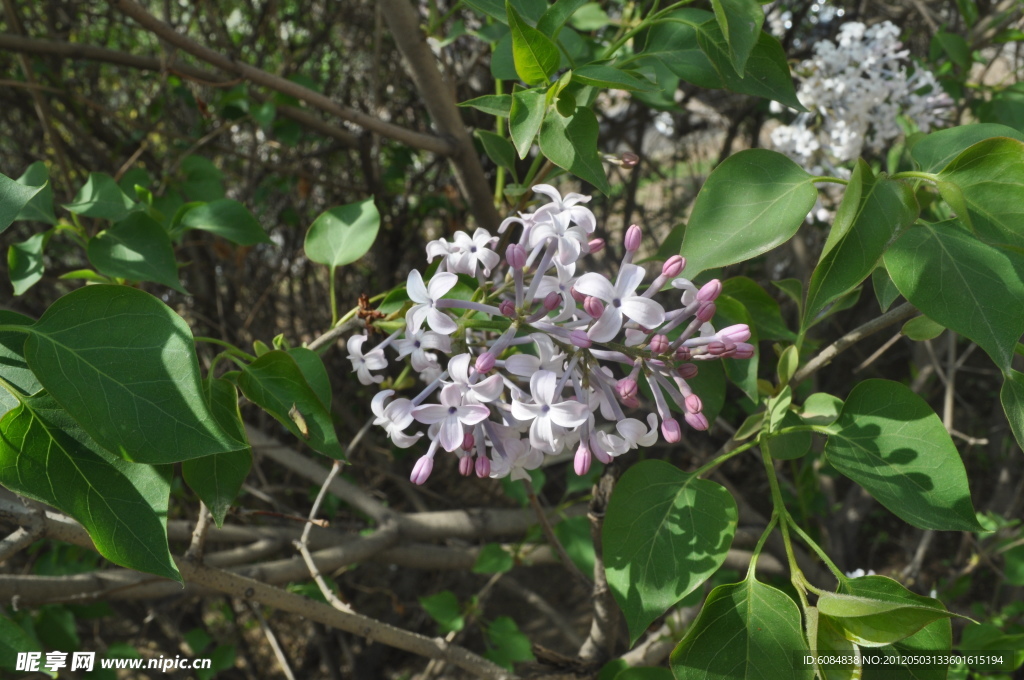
[{"left": 347, "top": 185, "right": 754, "bottom": 484}]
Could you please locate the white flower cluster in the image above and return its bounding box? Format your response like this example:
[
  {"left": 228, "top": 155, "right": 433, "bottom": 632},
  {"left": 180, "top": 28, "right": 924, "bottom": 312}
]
[
  {"left": 771, "top": 20, "right": 952, "bottom": 175},
  {"left": 348, "top": 186, "right": 754, "bottom": 484}
]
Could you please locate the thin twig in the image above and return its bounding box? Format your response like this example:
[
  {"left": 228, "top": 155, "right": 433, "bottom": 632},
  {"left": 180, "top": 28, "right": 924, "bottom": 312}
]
[
  {"left": 185, "top": 502, "right": 213, "bottom": 563},
  {"left": 577, "top": 468, "right": 620, "bottom": 663},
  {"left": 247, "top": 602, "right": 298, "bottom": 680}
]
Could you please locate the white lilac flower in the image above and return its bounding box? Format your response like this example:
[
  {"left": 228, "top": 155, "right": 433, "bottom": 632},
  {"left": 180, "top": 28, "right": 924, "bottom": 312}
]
[
  {"left": 511, "top": 370, "right": 589, "bottom": 453},
  {"left": 412, "top": 384, "right": 490, "bottom": 452},
  {"left": 393, "top": 325, "right": 450, "bottom": 372},
  {"left": 346, "top": 334, "right": 387, "bottom": 385},
  {"left": 575, "top": 263, "right": 666, "bottom": 343},
  {"left": 449, "top": 228, "right": 500, "bottom": 276},
  {"left": 406, "top": 269, "right": 458, "bottom": 334},
  {"left": 446, "top": 353, "right": 503, "bottom": 404},
  {"left": 371, "top": 390, "right": 421, "bottom": 448}
]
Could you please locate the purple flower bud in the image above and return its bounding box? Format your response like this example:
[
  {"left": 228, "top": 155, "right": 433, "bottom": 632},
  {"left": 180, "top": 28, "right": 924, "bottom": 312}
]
[
  {"left": 675, "top": 347, "right": 692, "bottom": 362},
  {"left": 584, "top": 296, "right": 605, "bottom": 319},
  {"left": 462, "top": 432, "right": 475, "bottom": 451},
  {"left": 621, "top": 152, "right": 639, "bottom": 168},
  {"left": 677, "top": 363, "right": 698, "bottom": 379},
  {"left": 684, "top": 393, "right": 702, "bottom": 415},
  {"left": 570, "top": 286, "right": 587, "bottom": 304},
  {"left": 616, "top": 378, "right": 638, "bottom": 401},
  {"left": 718, "top": 324, "right": 751, "bottom": 343},
  {"left": 590, "top": 434, "right": 613, "bottom": 464},
  {"left": 661, "top": 418, "right": 681, "bottom": 443},
  {"left": 662, "top": 255, "right": 685, "bottom": 278},
  {"left": 459, "top": 455, "right": 473, "bottom": 476},
  {"left": 476, "top": 351, "right": 496, "bottom": 373},
  {"left": 506, "top": 243, "right": 527, "bottom": 270},
  {"left": 588, "top": 238, "right": 606, "bottom": 254},
  {"left": 625, "top": 224, "right": 642, "bottom": 253},
  {"left": 706, "top": 341, "right": 727, "bottom": 356},
  {"left": 696, "top": 301, "right": 716, "bottom": 322},
  {"left": 543, "top": 291, "right": 560, "bottom": 310},
  {"left": 685, "top": 412, "right": 709, "bottom": 431},
  {"left": 697, "top": 279, "right": 722, "bottom": 302},
  {"left": 649, "top": 334, "right": 669, "bottom": 354},
  {"left": 621, "top": 396, "right": 640, "bottom": 409},
  {"left": 410, "top": 455, "right": 434, "bottom": 485},
  {"left": 498, "top": 300, "right": 516, "bottom": 318},
  {"left": 731, "top": 342, "right": 755, "bottom": 359},
  {"left": 574, "top": 443, "right": 592, "bottom": 476},
  {"left": 570, "top": 329, "right": 592, "bottom": 348},
  {"left": 475, "top": 455, "right": 491, "bottom": 478}
]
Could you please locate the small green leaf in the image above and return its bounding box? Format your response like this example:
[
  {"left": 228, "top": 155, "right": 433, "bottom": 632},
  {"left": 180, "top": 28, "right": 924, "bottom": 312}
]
[
  {"left": 459, "top": 94, "right": 513, "bottom": 117},
  {"left": 710, "top": 0, "right": 765, "bottom": 74},
  {"left": 87, "top": 213, "right": 186, "bottom": 293},
  {"left": 553, "top": 514, "right": 596, "bottom": 577},
  {"left": 0, "top": 393, "right": 180, "bottom": 582},
  {"left": 681, "top": 149, "right": 816, "bottom": 277},
  {"left": 604, "top": 460, "right": 738, "bottom": 644},
  {"left": 0, "top": 615, "right": 42, "bottom": 673},
  {"left": 179, "top": 156, "right": 225, "bottom": 201},
  {"left": 62, "top": 172, "right": 137, "bottom": 221},
  {"left": 476, "top": 130, "right": 518, "bottom": 177},
  {"left": 639, "top": 10, "right": 721, "bottom": 89},
  {"left": 24, "top": 285, "right": 242, "bottom": 463},
  {"left": 764, "top": 411, "right": 811, "bottom": 460},
  {"left": 572, "top": 64, "right": 657, "bottom": 91},
  {"left": 507, "top": 1, "right": 560, "bottom": 85},
  {"left": 15, "top": 162, "right": 56, "bottom": 225},
  {"left": 179, "top": 199, "right": 271, "bottom": 245},
  {"left": 8, "top": 231, "right": 50, "bottom": 295},
  {"left": 823, "top": 379, "right": 982, "bottom": 531},
  {"left": 568, "top": 2, "right": 610, "bottom": 31},
  {"left": 419, "top": 590, "right": 464, "bottom": 634},
  {"left": 304, "top": 198, "right": 380, "bottom": 268},
  {"left": 0, "top": 171, "right": 44, "bottom": 234},
  {"left": 287, "top": 347, "right": 333, "bottom": 409},
  {"left": 871, "top": 267, "right": 901, "bottom": 313},
  {"left": 484, "top": 616, "right": 535, "bottom": 669},
  {"left": 0, "top": 311, "right": 41, "bottom": 417},
  {"left": 734, "top": 411, "right": 765, "bottom": 440},
  {"left": 472, "top": 543, "right": 514, "bottom": 574},
  {"left": 901, "top": 315, "right": 945, "bottom": 341},
  {"left": 671, "top": 575, "right": 812, "bottom": 680},
  {"left": 538, "top": 107, "right": 610, "bottom": 194},
  {"left": 801, "top": 392, "right": 843, "bottom": 426},
  {"left": 509, "top": 87, "right": 547, "bottom": 158},
  {"left": 777, "top": 345, "right": 799, "bottom": 386}
]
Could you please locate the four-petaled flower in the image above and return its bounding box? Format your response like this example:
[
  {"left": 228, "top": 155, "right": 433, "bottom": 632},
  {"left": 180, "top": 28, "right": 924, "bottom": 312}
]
[
  {"left": 346, "top": 334, "right": 387, "bottom": 385},
  {"left": 412, "top": 384, "right": 490, "bottom": 452},
  {"left": 407, "top": 269, "right": 458, "bottom": 334},
  {"left": 511, "top": 370, "right": 589, "bottom": 453},
  {"left": 575, "top": 263, "right": 666, "bottom": 343}
]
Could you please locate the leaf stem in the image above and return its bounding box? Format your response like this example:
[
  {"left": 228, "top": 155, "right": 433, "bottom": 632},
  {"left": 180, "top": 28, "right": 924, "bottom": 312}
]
[
  {"left": 891, "top": 170, "right": 939, "bottom": 184},
  {"left": 693, "top": 438, "right": 758, "bottom": 477},
  {"left": 746, "top": 512, "right": 780, "bottom": 580},
  {"left": 785, "top": 514, "right": 846, "bottom": 584},
  {"left": 329, "top": 265, "right": 339, "bottom": 327},
  {"left": 811, "top": 175, "right": 849, "bottom": 186},
  {"left": 194, "top": 336, "right": 256, "bottom": 362},
  {"left": 761, "top": 443, "right": 809, "bottom": 607}
]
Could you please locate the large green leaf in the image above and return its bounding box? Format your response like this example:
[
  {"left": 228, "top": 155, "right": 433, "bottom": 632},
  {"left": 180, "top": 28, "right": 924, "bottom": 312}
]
[
  {"left": 681, "top": 149, "right": 816, "bottom": 277},
  {"left": 1000, "top": 369, "right": 1024, "bottom": 451},
  {"left": 823, "top": 379, "right": 981, "bottom": 531},
  {"left": 671, "top": 575, "right": 812, "bottom": 680},
  {"left": 911, "top": 123, "right": 1024, "bottom": 172},
  {"left": 539, "top": 107, "right": 610, "bottom": 194},
  {"left": 87, "top": 213, "right": 186, "bottom": 293},
  {"left": 0, "top": 170, "right": 43, "bottom": 234},
  {"left": 603, "top": 459, "right": 737, "bottom": 644},
  {"left": 303, "top": 198, "right": 380, "bottom": 268},
  {"left": 287, "top": 347, "right": 333, "bottom": 409},
  {"left": 179, "top": 199, "right": 271, "bottom": 245},
  {"left": 805, "top": 607, "right": 859, "bottom": 680},
  {"left": 884, "top": 221, "right": 1024, "bottom": 371},
  {"left": 507, "top": 1, "right": 560, "bottom": 85},
  {"left": 23, "top": 285, "right": 242, "bottom": 463},
  {"left": 536, "top": 0, "right": 588, "bottom": 37},
  {"left": 639, "top": 10, "right": 721, "bottom": 89},
  {"left": 509, "top": 87, "right": 547, "bottom": 158},
  {"left": 721, "top": 276, "right": 795, "bottom": 341},
  {"left": 716, "top": 295, "right": 758, "bottom": 400},
  {"left": 14, "top": 161, "right": 56, "bottom": 225},
  {"left": 62, "top": 172, "right": 137, "bottom": 221},
  {"left": 936, "top": 137, "right": 1024, "bottom": 251},
  {"left": 697, "top": 22, "right": 805, "bottom": 111},
  {"left": 8, "top": 231, "right": 50, "bottom": 296},
  {"left": 182, "top": 378, "right": 252, "bottom": 526},
  {"left": 572, "top": 64, "right": 657, "bottom": 92},
  {"left": 817, "top": 592, "right": 953, "bottom": 647},
  {"left": 710, "top": 0, "right": 765, "bottom": 74},
  {"left": 0, "top": 311, "right": 40, "bottom": 417},
  {"left": 804, "top": 162, "right": 917, "bottom": 327},
  {"left": 0, "top": 392, "right": 180, "bottom": 582},
  {"left": 236, "top": 350, "right": 344, "bottom": 459}
]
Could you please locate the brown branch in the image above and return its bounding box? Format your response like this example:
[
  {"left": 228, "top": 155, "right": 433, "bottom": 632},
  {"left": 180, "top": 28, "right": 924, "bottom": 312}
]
[{"left": 577, "top": 468, "right": 621, "bottom": 663}]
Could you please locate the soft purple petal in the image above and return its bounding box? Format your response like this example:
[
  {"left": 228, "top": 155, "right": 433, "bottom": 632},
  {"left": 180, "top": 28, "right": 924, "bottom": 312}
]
[
  {"left": 438, "top": 417, "right": 463, "bottom": 452},
  {"left": 459, "top": 404, "right": 491, "bottom": 426},
  {"left": 412, "top": 404, "right": 449, "bottom": 424},
  {"left": 621, "top": 296, "right": 665, "bottom": 329},
  {"left": 587, "top": 307, "right": 623, "bottom": 343},
  {"left": 531, "top": 184, "right": 563, "bottom": 205},
  {"left": 406, "top": 269, "right": 429, "bottom": 304},
  {"left": 504, "top": 354, "right": 540, "bottom": 377},
  {"left": 407, "top": 304, "right": 429, "bottom": 331},
  {"left": 574, "top": 272, "right": 616, "bottom": 301},
  {"left": 427, "top": 272, "right": 458, "bottom": 299},
  {"left": 615, "top": 263, "right": 646, "bottom": 297},
  {"left": 447, "top": 353, "right": 472, "bottom": 383},
  {"left": 362, "top": 349, "right": 388, "bottom": 371},
  {"left": 549, "top": 401, "right": 590, "bottom": 428},
  {"left": 371, "top": 390, "right": 394, "bottom": 418},
  {"left": 530, "top": 370, "right": 558, "bottom": 405},
  {"left": 426, "top": 307, "right": 458, "bottom": 334},
  {"left": 511, "top": 399, "right": 542, "bottom": 421},
  {"left": 530, "top": 417, "right": 555, "bottom": 452},
  {"left": 439, "top": 384, "right": 462, "bottom": 407},
  {"left": 472, "top": 374, "right": 504, "bottom": 402}
]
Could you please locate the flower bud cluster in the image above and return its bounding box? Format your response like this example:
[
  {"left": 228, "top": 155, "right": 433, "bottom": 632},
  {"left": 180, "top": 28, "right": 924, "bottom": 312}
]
[{"left": 348, "top": 185, "right": 754, "bottom": 484}]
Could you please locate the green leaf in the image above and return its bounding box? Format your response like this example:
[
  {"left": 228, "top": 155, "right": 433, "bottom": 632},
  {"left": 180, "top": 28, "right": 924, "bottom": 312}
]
[
  {"left": 553, "top": 514, "right": 596, "bottom": 577},
  {"left": 539, "top": 107, "right": 610, "bottom": 194},
  {"left": 15, "top": 162, "right": 56, "bottom": 225},
  {"left": 671, "top": 575, "right": 812, "bottom": 680},
  {"left": 476, "top": 130, "right": 518, "bottom": 177},
  {"left": 569, "top": 2, "right": 610, "bottom": 31},
  {"left": 614, "top": 668, "right": 674, "bottom": 680},
  {"left": 804, "top": 162, "right": 917, "bottom": 328},
  {"left": 465, "top": 0, "right": 546, "bottom": 23},
  {"left": 883, "top": 221, "right": 1024, "bottom": 371},
  {"left": 419, "top": 590, "right": 464, "bottom": 634},
  {"left": 8, "top": 231, "right": 50, "bottom": 296},
  {"left": 472, "top": 543, "right": 514, "bottom": 573},
  {"left": 179, "top": 199, "right": 271, "bottom": 245},
  {"left": 958, "top": 623, "right": 1024, "bottom": 672},
  {"left": 537, "top": 0, "right": 588, "bottom": 36},
  {"left": 911, "top": 124, "right": 1024, "bottom": 172},
  {"left": 572, "top": 64, "right": 657, "bottom": 91},
  {"left": 62, "top": 172, "right": 137, "bottom": 221},
  {"left": 1000, "top": 370, "right": 1024, "bottom": 451},
  {"left": 639, "top": 10, "right": 721, "bottom": 89},
  {"left": 805, "top": 607, "right": 859, "bottom": 680},
  {"left": 237, "top": 351, "right": 343, "bottom": 459},
  {"left": 716, "top": 295, "right": 758, "bottom": 400},
  {"left": 459, "top": 94, "right": 513, "bottom": 117},
  {"left": 901, "top": 315, "right": 945, "bottom": 341},
  {"left": 485, "top": 616, "right": 535, "bottom": 669},
  {"left": 710, "top": 0, "right": 765, "bottom": 74},
  {"left": 823, "top": 379, "right": 982, "bottom": 531},
  {"left": 1, "top": 171, "right": 44, "bottom": 234},
  {"left": 722, "top": 276, "right": 795, "bottom": 341},
  {"left": 287, "top": 347, "right": 333, "bottom": 409},
  {"left": 604, "top": 459, "right": 737, "bottom": 644},
  {"left": 680, "top": 149, "right": 816, "bottom": 277},
  {"left": 507, "top": 1, "right": 560, "bottom": 85},
  {"left": 303, "top": 198, "right": 380, "bottom": 268},
  {"left": 817, "top": 592, "right": 953, "bottom": 647},
  {"left": 936, "top": 137, "right": 1024, "bottom": 251},
  {"left": 179, "top": 156, "right": 225, "bottom": 202},
  {"left": 23, "top": 285, "right": 242, "bottom": 464},
  {"left": 0, "top": 615, "right": 42, "bottom": 673},
  {"left": 0, "top": 393, "right": 180, "bottom": 582},
  {"left": 87, "top": 213, "right": 186, "bottom": 293},
  {"left": 776, "top": 345, "right": 799, "bottom": 386},
  {"left": 764, "top": 411, "right": 811, "bottom": 460},
  {"left": 182, "top": 378, "right": 252, "bottom": 526},
  {"left": 871, "top": 267, "right": 901, "bottom": 312},
  {"left": 800, "top": 392, "right": 843, "bottom": 426},
  {"left": 509, "top": 87, "right": 547, "bottom": 158},
  {"left": 0, "top": 311, "right": 41, "bottom": 418}
]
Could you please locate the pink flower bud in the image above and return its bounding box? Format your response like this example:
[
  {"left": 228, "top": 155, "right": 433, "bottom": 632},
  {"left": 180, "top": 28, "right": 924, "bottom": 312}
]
[
  {"left": 649, "top": 334, "right": 669, "bottom": 354},
  {"left": 685, "top": 412, "right": 709, "bottom": 431},
  {"left": 584, "top": 296, "right": 605, "bottom": 319},
  {"left": 498, "top": 300, "right": 516, "bottom": 318},
  {"left": 731, "top": 342, "right": 755, "bottom": 359},
  {"left": 622, "top": 396, "right": 640, "bottom": 409},
  {"left": 588, "top": 238, "right": 605, "bottom": 254},
  {"left": 684, "top": 393, "right": 702, "bottom": 415},
  {"left": 459, "top": 455, "right": 473, "bottom": 476},
  {"left": 677, "top": 362, "right": 698, "bottom": 379},
  {"left": 696, "top": 301, "right": 716, "bottom": 322},
  {"left": 543, "top": 291, "right": 560, "bottom": 310},
  {"left": 706, "top": 341, "right": 727, "bottom": 356},
  {"left": 462, "top": 432, "right": 475, "bottom": 451},
  {"left": 410, "top": 455, "right": 434, "bottom": 485},
  {"left": 476, "top": 351, "right": 496, "bottom": 373},
  {"left": 662, "top": 255, "right": 685, "bottom": 278},
  {"left": 506, "top": 243, "right": 527, "bottom": 270},
  {"left": 624, "top": 224, "right": 642, "bottom": 253},
  {"left": 590, "top": 435, "right": 613, "bottom": 464},
  {"left": 475, "top": 455, "right": 491, "bottom": 478},
  {"left": 697, "top": 279, "right": 722, "bottom": 302},
  {"left": 675, "top": 347, "right": 692, "bottom": 362},
  {"left": 570, "top": 286, "right": 587, "bottom": 304},
  {"left": 661, "top": 418, "right": 681, "bottom": 443},
  {"left": 574, "top": 443, "right": 592, "bottom": 476},
  {"left": 570, "top": 329, "right": 592, "bottom": 348},
  {"left": 621, "top": 152, "right": 639, "bottom": 168},
  {"left": 616, "top": 378, "right": 638, "bottom": 401},
  {"left": 717, "top": 324, "right": 751, "bottom": 343}
]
